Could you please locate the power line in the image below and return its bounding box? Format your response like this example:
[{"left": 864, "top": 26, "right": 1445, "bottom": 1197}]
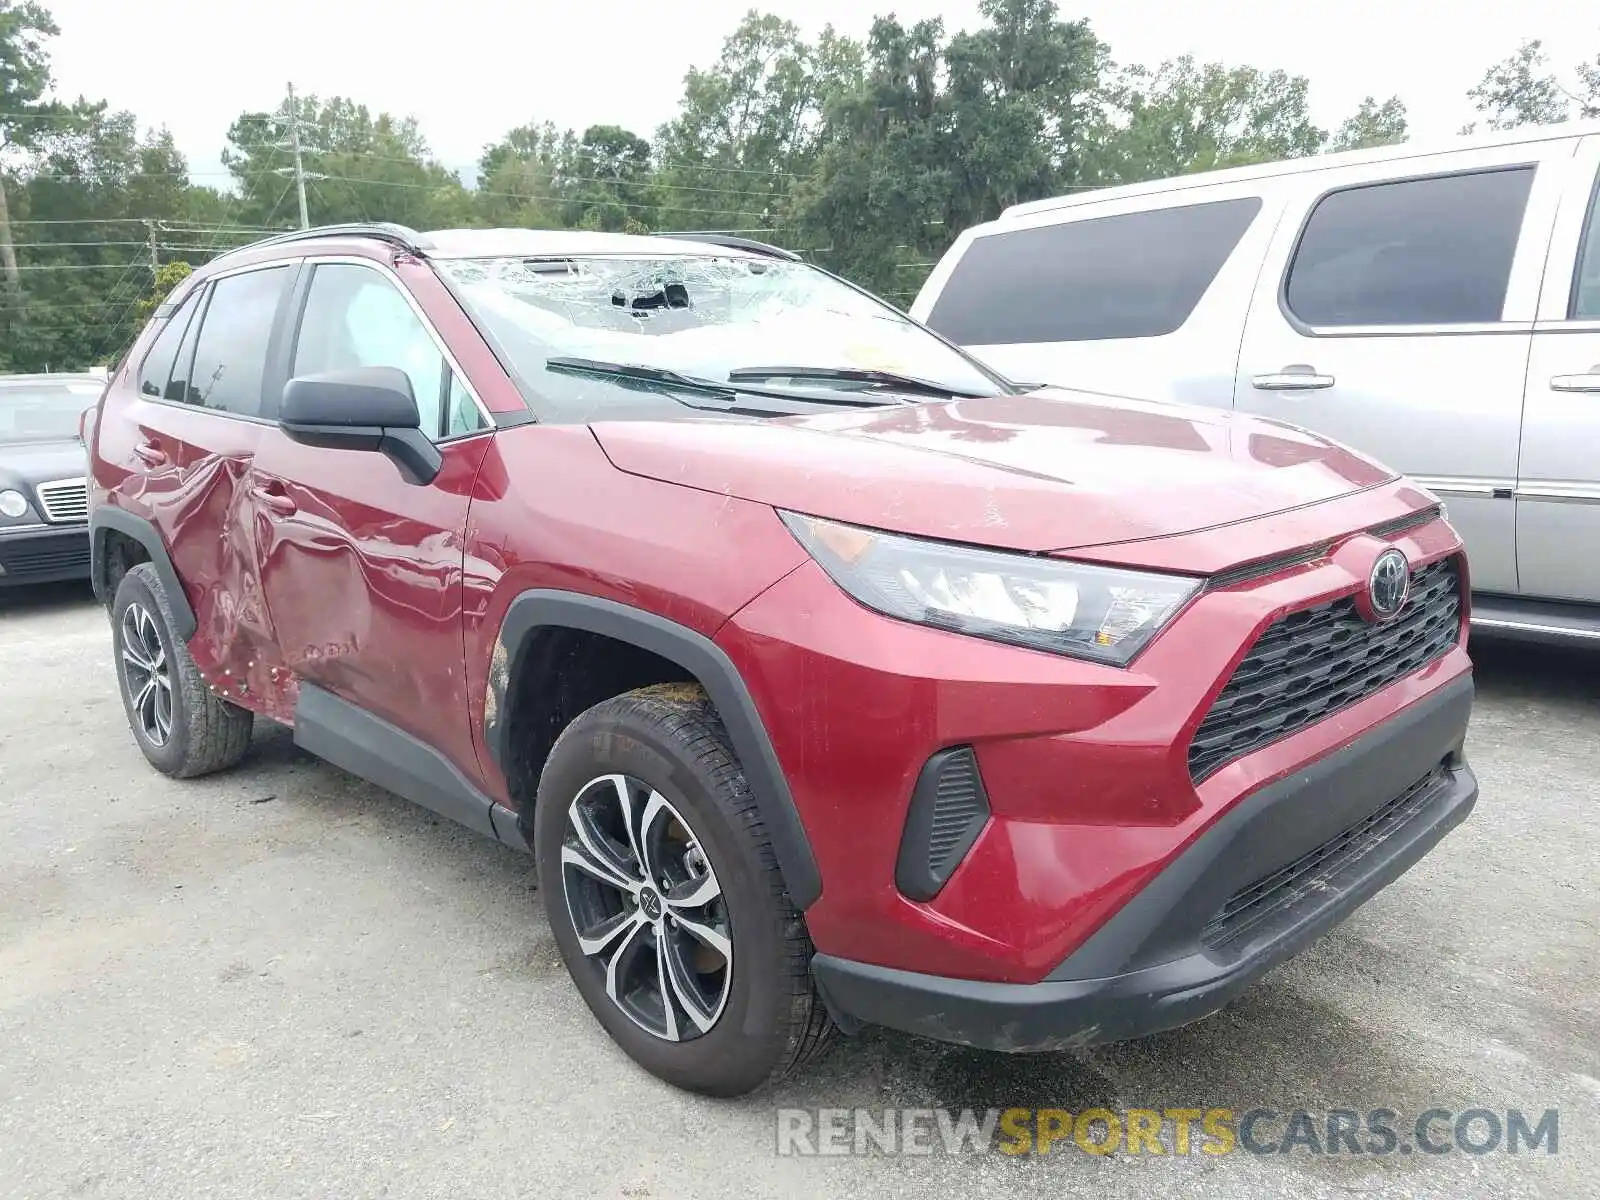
[
  {"left": 310, "top": 172, "right": 766, "bottom": 218},
  {"left": 27, "top": 155, "right": 798, "bottom": 193},
  {"left": 12, "top": 162, "right": 798, "bottom": 203},
  {"left": 22, "top": 169, "right": 233, "bottom": 181},
  {"left": 0, "top": 110, "right": 281, "bottom": 124},
  {"left": 9, "top": 262, "right": 146, "bottom": 272},
  {"left": 5, "top": 240, "right": 148, "bottom": 249},
  {"left": 5, "top": 217, "right": 281, "bottom": 227},
  {"left": 2, "top": 235, "right": 265, "bottom": 249},
  {"left": 9, "top": 299, "right": 166, "bottom": 313}
]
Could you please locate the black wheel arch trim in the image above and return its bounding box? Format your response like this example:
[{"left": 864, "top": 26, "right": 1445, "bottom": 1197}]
[
  {"left": 89, "top": 507, "right": 197, "bottom": 641},
  {"left": 488, "top": 589, "right": 823, "bottom": 910}
]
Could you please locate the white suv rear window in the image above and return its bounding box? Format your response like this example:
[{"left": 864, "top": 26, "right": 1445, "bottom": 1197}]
[{"left": 926, "top": 197, "right": 1262, "bottom": 345}]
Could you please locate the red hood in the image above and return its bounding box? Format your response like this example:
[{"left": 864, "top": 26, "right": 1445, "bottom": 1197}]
[{"left": 589, "top": 388, "right": 1396, "bottom": 553}]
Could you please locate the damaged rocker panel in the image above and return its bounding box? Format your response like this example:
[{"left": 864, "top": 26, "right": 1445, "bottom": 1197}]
[{"left": 295, "top": 681, "right": 528, "bottom": 853}]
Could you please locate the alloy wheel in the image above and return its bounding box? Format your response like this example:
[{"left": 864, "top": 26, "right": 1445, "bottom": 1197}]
[
  {"left": 119, "top": 601, "right": 174, "bottom": 747},
  {"left": 560, "top": 774, "right": 733, "bottom": 1042}
]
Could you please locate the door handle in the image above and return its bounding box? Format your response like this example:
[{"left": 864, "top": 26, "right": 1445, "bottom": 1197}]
[
  {"left": 1252, "top": 365, "right": 1336, "bottom": 391},
  {"left": 132, "top": 441, "right": 168, "bottom": 467},
  {"left": 250, "top": 485, "right": 297, "bottom": 517},
  {"left": 1550, "top": 367, "right": 1600, "bottom": 393}
]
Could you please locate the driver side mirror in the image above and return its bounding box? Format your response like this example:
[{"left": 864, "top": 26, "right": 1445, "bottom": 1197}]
[{"left": 280, "top": 367, "right": 442, "bottom": 485}]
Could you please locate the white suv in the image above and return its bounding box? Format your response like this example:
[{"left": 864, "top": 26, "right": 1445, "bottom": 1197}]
[{"left": 913, "top": 121, "right": 1600, "bottom": 645}]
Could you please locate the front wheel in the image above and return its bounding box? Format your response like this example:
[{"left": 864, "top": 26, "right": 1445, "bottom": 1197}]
[{"left": 534, "top": 684, "right": 833, "bottom": 1096}]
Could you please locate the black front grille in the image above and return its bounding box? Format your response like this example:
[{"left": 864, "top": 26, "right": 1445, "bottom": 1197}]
[
  {"left": 1201, "top": 765, "right": 1450, "bottom": 952},
  {"left": 1189, "top": 555, "right": 1462, "bottom": 783}
]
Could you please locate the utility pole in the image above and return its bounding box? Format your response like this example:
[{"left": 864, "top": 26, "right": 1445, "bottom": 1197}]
[
  {"left": 287, "top": 82, "right": 310, "bottom": 230},
  {"left": 145, "top": 220, "right": 159, "bottom": 275}
]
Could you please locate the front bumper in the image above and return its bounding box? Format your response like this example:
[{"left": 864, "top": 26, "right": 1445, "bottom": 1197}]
[
  {"left": 0, "top": 524, "right": 91, "bottom": 586},
  {"left": 811, "top": 674, "right": 1477, "bottom": 1051}
]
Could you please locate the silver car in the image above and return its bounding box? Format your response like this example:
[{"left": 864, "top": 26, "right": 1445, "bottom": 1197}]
[{"left": 914, "top": 120, "right": 1600, "bottom": 646}]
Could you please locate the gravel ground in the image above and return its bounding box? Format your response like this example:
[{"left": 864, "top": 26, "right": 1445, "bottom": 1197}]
[{"left": 1, "top": 581, "right": 1595, "bottom": 1200}]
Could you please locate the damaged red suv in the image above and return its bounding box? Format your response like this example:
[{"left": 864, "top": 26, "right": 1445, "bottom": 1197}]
[{"left": 87, "top": 224, "right": 1477, "bottom": 1096}]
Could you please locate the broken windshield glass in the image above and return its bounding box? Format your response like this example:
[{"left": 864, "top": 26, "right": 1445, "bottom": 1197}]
[{"left": 434, "top": 254, "right": 1009, "bottom": 424}]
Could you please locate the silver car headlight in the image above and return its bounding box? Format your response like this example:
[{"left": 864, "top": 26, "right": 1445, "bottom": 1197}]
[
  {"left": 0, "top": 489, "right": 29, "bottom": 519},
  {"left": 780, "top": 512, "right": 1202, "bottom": 666}
]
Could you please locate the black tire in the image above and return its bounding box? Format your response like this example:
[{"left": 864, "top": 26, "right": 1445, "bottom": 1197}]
[
  {"left": 110, "top": 562, "right": 253, "bottom": 779},
  {"left": 534, "top": 683, "right": 834, "bottom": 1096}
]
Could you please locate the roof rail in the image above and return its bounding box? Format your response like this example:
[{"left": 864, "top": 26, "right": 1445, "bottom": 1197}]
[
  {"left": 653, "top": 231, "right": 802, "bottom": 261},
  {"left": 213, "top": 222, "right": 431, "bottom": 264}
]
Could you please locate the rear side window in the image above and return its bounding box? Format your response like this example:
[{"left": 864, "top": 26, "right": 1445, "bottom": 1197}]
[
  {"left": 136, "top": 290, "right": 201, "bottom": 400},
  {"left": 184, "top": 266, "right": 291, "bottom": 416},
  {"left": 1570, "top": 167, "right": 1600, "bottom": 319},
  {"left": 1285, "top": 168, "right": 1534, "bottom": 327},
  {"left": 925, "top": 197, "right": 1263, "bottom": 345}
]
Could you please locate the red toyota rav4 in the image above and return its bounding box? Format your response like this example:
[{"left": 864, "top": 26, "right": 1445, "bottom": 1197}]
[{"left": 87, "top": 223, "right": 1477, "bottom": 1096}]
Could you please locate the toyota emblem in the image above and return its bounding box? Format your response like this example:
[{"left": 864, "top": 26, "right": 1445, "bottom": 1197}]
[{"left": 1367, "top": 548, "right": 1411, "bottom": 620}]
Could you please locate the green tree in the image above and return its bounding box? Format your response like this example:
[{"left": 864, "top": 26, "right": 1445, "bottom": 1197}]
[
  {"left": 132, "top": 259, "right": 190, "bottom": 325},
  {"left": 4, "top": 103, "right": 227, "bottom": 369},
  {"left": 223, "top": 93, "right": 475, "bottom": 231},
  {"left": 1466, "top": 38, "right": 1594, "bottom": 130},
  {"left": 1329, "top": 95, "right": 1409, "bottom": 152},
  {"left": 795, "top": 16, "right": 952, "bottom": 299},
  {"left": 0, "top": 0, "right": 62, "bottom": 297},
  {"left": 1105, "top": 56, "right": 1326, "bottom": 182},
  {"left": 476, "top": 120, "right": 568, "bottom": 228},
  {"left": 941, "top": 0, "right": 1111, "bottom": 228},
  {"left": 561, "top": 124, "right": 656, "bottom": 232},
  {"left": 652, "top": 12, "right": 856, "bottom": 235}
]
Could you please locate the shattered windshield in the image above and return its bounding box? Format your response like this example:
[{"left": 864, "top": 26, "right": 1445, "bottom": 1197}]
[{"left": 433, "top": 254, "right": 1009, "bottom": 422}]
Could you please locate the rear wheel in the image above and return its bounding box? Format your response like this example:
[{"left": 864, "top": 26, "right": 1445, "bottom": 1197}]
[
  {"left": 534, "top": 684, "right": 833, "bottom": 1096},
  {"left": 111, "top": 563, "right": 253, "bottom": 778}
]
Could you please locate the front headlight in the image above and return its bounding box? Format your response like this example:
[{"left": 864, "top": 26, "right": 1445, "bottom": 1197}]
[
  {"left": 0, "top": 490, "right": 29, "bottom": 519},
  {"left": 780, "top": 512, "right": 1202, "bottom": 666}
]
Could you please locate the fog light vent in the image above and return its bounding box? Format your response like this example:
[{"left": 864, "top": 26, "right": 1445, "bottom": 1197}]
[{"left": 895, "top": 745, "right": 991, "bottom": 902}]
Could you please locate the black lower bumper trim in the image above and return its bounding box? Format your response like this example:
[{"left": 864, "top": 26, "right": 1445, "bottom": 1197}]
[
  {"left": 811, "top": 675, "right": 1478, "bottom": 1053},
  {"left": 0, "top": 525, "right": 90, "bottom": 586}
]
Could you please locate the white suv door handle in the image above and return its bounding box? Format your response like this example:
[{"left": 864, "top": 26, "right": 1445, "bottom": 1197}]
[
  {"left": 1252, "top": 365, "right": 1335, "bottom": 391},
  {"left": 1550, "top": 367, "right": 1600, "bottom": 393}
]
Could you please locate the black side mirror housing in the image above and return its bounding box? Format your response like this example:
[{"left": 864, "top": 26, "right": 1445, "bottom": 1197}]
[{"left": 280, "top": 367, "right": 443, "bottom": 485}]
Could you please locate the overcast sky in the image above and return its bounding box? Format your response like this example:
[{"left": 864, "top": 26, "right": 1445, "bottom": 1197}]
[{"left": 40, "top": 0, "right": 1600, "bottom": 183}]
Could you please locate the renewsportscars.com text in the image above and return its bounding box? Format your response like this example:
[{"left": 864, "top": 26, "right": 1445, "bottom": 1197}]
[{"left": 774, "top": 1106, "right": 1561, "bottom": 1157}]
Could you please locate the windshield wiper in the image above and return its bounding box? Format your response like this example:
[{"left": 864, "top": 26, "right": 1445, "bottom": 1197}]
[
  {"left": 727, "top": 365, "right": 990, "bottom": 399},
  {"left": 545, "top": 357, "right": 903, "bottom": 409},
  {"left": 546, "top": 357, "right": 736, "bottom": 398}
]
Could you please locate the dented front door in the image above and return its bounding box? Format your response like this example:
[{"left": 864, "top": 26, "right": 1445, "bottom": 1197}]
[
  {"left": 246, "top": 256, "right": 496, "bottom": 778},
  {"left": 246, "top": 430, "right": 492, "bottom": 775}
]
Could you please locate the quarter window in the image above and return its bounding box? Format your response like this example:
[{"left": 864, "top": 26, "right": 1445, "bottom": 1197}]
[
  {"left": 1285, "top": 168, "right": 1535, "bottom": 327},
  {"left": 136, "top": 290, "right": 202, "bottom": 401},
  {"left": 292, "top": 263, "right": 485, "bottom": 439},
  {"left": 184, "top": 267, "right": 292, "bottom": 416},
  {"left": 165, "top": 286, "right": 210, "bottom": 406},
  {"left": 1570, "top": 169, "right": 1600, "bottom": 319},
  {"left": 924, "top": 197, "right": 1263, "bottom": 345}
]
